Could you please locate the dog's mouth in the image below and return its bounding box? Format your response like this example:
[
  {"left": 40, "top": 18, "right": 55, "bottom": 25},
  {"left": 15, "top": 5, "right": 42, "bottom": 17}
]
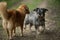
[{"left": 37, "top": 12, "right": 44, "bottom": 18}]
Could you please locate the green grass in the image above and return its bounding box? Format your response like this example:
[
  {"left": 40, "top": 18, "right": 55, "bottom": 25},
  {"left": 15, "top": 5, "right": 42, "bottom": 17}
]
[
  {"left": 53, "top": 0, "right": 60, "bottom": 27},
  {"left": 0, "top": 0, "right": 21, "bottom": 8},
  {"left": 0, "top": 25, "right": 2, "bottom": 28},
  {"left": 23, "top": 0, "right": 42, "bottom": 10},
  {"left": 13, "top": 0, "right": 42, "bottom": 10},
  {"left": 48, "top": 0, "right": 60, "bottom": 28},
  {"left": 0, "top": 0, "right": 42, "bottom": 10}
]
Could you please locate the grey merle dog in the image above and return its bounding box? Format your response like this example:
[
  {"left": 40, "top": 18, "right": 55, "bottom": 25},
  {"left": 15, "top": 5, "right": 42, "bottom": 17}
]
[{"left": 24, "top": 8, "right": 48, "bottom": 33}]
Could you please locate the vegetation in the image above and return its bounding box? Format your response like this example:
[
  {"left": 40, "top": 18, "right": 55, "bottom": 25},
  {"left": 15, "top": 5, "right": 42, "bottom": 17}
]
[
  {"left": 48, "top": 0, "right": 60, "bottom": 28},
  {"left": 0, "top": 0, "right": 42, "bottom": 10},
  {"left": 13, "top": 0, "right": 42, "bottom": 10},
  {"left": 0, "top": 0, "right": 21, "bottom": 8},
  {"left": 25, "top": 0, "right": 42, "bottom": 10},
  {"left": 53, "top": 0, "right": 60, "bottom": 27}
]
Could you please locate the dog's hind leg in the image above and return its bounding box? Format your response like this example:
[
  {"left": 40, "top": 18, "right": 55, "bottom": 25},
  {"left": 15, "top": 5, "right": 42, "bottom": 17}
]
[
  {"left": 2, "top": 20, "right": 9, "bottom": 39},
  {"left": 6, "top": 29, "right": 9, "bottom": 39},
  {"left": 29, "top": 24, "right": 33, "bottom": 31},
  {"left": 12, "top": 26, "right": 16, "bottom": 37},
  {"left": 9, "top": 30, "right": 13, "bottom": 40}
]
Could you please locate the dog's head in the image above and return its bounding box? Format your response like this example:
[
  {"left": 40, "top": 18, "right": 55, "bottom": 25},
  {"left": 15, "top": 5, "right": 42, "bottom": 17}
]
[
  {"left": 33, "top": 8, "right": 41, "bottom": 15},
  {"left": 17, "top": 4, "right": 30, "bottom": 14},
  {"left": 33, "top": 8, "right": 48, "bottom": 17},
  {"left": 0, "top": 2, "right": 7, "bottom": 12}
]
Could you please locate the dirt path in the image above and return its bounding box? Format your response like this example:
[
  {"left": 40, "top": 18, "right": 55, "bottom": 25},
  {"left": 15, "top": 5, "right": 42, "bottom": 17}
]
[{"left": 0, "top": 0, "right": 59, "bottom": 40}]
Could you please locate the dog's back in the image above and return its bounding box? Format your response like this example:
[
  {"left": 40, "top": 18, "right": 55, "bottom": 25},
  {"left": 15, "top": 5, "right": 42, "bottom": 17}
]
[{"left": 24, "top": 11, "right": 40, "bottom": 26}]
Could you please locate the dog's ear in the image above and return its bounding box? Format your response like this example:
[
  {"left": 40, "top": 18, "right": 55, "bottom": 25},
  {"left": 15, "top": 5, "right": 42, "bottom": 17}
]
[
  {"left": 41, "top": 8, "right": 48, "bottom": 12},
  {"left": 33, "top": 8, "right": 39, "bottom": 11},
  {"left": 43, "top": 8, "right": 48, "bottom": 11},
  {"left": 45, "top": 9, "right": 48, "bottom": 11}
]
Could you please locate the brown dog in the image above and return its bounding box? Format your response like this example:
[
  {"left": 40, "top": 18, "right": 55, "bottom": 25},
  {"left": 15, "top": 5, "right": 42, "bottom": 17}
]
[{"left": 0, "top": 2, "right": 29, "bottom": 39}]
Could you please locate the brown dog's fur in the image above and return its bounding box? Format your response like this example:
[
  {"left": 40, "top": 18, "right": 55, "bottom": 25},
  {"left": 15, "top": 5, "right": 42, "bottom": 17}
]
[{"left": 0, "top": 2, "right": 29, "bottom": 39}]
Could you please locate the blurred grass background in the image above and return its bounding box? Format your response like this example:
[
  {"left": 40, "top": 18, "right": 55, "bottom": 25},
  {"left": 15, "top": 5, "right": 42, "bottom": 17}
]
[
  {"left": 47, "top": 0, "right": 60, "bottom": 30},
  {"left": 0, "top": 0, "right": 21, "bottom": 8},
  {"left": 0, "top": 0, "right": 42, "bottom": 10}
]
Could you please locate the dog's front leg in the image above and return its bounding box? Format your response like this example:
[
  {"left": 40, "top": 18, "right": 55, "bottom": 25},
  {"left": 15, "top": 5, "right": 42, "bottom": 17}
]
[
  {"left": 20, "top": 24, "right": 23, "bottom": 36},
  {"left": 12, "top": 23, "right": 16, "bottom": 37},
  {"left": 24, "top": 23, "right": 26, "bottom": 29},
  {"left": 35, "top": 25, "right": 40, "bottom": 38},
  {"left": 35, "top": 26, "right": 40, "bottom": 35},
  {"left": 41, "top": 21, "right": 45, "bottom": 33},
  {"left": 41, "top": 25, "right": 45, "bottom": 33}
]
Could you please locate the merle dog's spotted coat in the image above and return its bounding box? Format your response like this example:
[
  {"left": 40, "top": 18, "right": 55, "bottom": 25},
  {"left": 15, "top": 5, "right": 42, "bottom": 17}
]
[{"left": 24, "top": 8, "right": 48, "bottom": 33}]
